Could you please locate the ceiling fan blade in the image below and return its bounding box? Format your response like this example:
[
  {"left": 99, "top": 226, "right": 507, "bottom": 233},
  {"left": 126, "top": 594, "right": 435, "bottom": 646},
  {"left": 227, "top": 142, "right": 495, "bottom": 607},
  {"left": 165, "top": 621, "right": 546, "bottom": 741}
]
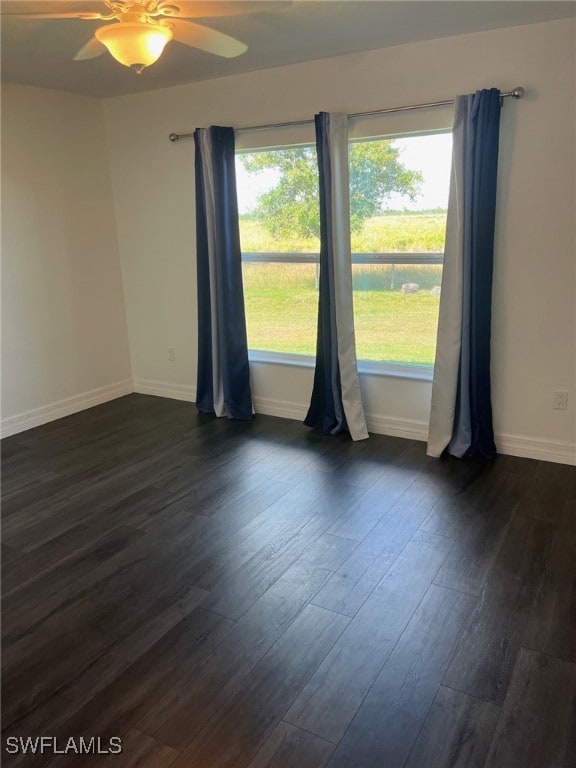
[
  {"left": 74, "top": 36, "right": 106, "bottom": 60},
  {"left": 170, "top": 1, "right": 291, "bottom": 19},
  {"left": 2, "top": 12, "right": 104, "bottom": 19},
  {"left": 170, "top": 19, "right": 247, "bottom": 58}
]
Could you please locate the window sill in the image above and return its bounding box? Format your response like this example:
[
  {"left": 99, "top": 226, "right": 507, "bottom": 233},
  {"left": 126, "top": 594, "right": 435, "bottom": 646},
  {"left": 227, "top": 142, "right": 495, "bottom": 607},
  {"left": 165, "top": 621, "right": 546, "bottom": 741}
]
[
  {"left": 249, "top": 350, "right": 316, "bottom": 368},
  {"left": 248, "top": 350, "right": 433, "bottom": 381},
  {"left": 358, "top": 360, "right": 434, "bottom": 381}
]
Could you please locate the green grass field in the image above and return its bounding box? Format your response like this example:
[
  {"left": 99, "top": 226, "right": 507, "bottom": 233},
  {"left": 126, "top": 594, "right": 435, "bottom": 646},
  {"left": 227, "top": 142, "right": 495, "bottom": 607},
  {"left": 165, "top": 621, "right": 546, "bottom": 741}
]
[
  {"left": 240, "top": 210, "right": 447, "bottom": 254},
  {"left": 240, "top": 212, "right": 445, "bottom": 366},
  {"left": 243, "top": 264, "right": 441, "bottom": 365}
]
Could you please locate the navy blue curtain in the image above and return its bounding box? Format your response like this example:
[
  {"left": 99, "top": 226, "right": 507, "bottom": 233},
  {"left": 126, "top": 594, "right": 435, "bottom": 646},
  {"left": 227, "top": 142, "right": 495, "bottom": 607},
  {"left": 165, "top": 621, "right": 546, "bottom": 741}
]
[
  {"left": 194, "top": 126, "right": 253, "bottom": 420},
  {"left": 304, "top": 113, "right": 368, "bottom": 441},
  {"left": 428, "top": 88, "right": 501, "bottom": 459}
]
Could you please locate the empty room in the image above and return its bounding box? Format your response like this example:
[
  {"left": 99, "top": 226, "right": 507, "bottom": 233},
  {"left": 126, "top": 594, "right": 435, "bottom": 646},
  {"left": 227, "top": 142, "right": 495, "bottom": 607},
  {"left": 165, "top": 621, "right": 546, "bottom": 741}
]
[{"left": 1, "top": 1, "right": 575, "bottom": 767}]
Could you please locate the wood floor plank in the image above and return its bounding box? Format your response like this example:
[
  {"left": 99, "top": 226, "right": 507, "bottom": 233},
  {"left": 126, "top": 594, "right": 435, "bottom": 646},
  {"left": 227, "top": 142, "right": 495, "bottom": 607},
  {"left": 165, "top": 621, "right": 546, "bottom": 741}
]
[
  {"left": 403, "top": 685, "right": 500, "bottom": 768},
  {"left": 2, "top": 525, "right": 147, "bottom": 646},
  {"left": 520, "top": 460, "right": 576, "bottom": 526},
  {"left": 2, "top": 447, "right": 192, "bottom": 550},
  {"left": 1, "top": 396, "right": 572, "bottom": 768},
  {"left": 419, "top": 494, "right": 480, "bottom": 540},
  {"left": 246, "top": 722, "right": 334, "bottom": 768},
  {"left": 15, "top": 608, "right": 234, "bottom": 768},
  {"left": 0, "top": 434, "right": 28, "bottom": 460},
  {"left": 309, "top": 435, "right": 419, "bottom": 491},
  {"left": 523, "top": 519, "right": 576, "bottom": 663},
  {"left": 200, "top": 480, "right": 365, "bottom": 620},
  {"left": 2, "top": 609, "right": 232, "bottom": 768},
  {"left": 433, "top": 471, "right": 528, "bottom": 595},
  {"left": 286, "top": 530, "right": 453, "bottom": 743},
  {"left": 0, "top": 455, "right": 55, "bottom": 496},
  {"left": 2, "top": 508, "right": 157, "bottom": 598},
  {"left": 416, "top": 452, "right": 487, "bottom": 495},
  {"left": 1, "top": 601, "right": 212, "bottom": 759},
  {"left": 2, "top": 582, "right": 210, "bottom": 735},
  {"left": 142, "top": 470, "right": 295, "bottom": 533},
  {"left": 1, "top": 544, "right": 49, "bottom": 597},
  {"left": 117, "top": 480, "right": 300, "bottom": 591},
  {"left": 99, "top": 728, "right": 179, "bottom": 768},
  {"left": 2, "top": 526, "right": 214, "bottom": 730},
  {"left": 59, "top": 584, "right": 209, "bottom": 704},
  {"left": 170, "top": 605, "right": 349, "bottom": 768},
  {"left": 312, "top": 483, "right": 443, "bottom": 617},
  {"left": 1, "top": 408, "right": 198, "bottom": 528},
  {"left": 181, "top": 484, "right": 360, "bottom": 592},
  {"left": 1, "top": 692, "right": 79, "bottom": 766},
  {"left": 141, "top": 534, "right": 355, "bottom": 750},
  {"left": 443, "top": 514, "right": 555, "bottom": 704},
  {"left": 325, "top": 584, "right": 476, "bottom": 768},
  {"left": 326, "top": 442, "right": 432, "bottom": 536},
  {"left": 326, "top": 470, "right": 417, "bottom": 542},
  {"left": 483, "top": 647, "right": 576, "bottom": 768}
]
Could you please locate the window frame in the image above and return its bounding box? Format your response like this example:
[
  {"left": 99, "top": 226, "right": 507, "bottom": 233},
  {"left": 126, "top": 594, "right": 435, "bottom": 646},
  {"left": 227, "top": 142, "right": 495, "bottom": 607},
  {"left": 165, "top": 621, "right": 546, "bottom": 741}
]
[{"left": 237, "top": 129, "right": 451, "bottom": 379}]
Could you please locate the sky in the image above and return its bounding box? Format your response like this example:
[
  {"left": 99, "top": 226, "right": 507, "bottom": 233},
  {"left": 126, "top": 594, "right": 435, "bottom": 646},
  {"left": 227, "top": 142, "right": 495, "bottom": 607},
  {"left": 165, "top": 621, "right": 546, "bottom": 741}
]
[{"left": 235, "top": 132, "right": 453, "bottom": 215}]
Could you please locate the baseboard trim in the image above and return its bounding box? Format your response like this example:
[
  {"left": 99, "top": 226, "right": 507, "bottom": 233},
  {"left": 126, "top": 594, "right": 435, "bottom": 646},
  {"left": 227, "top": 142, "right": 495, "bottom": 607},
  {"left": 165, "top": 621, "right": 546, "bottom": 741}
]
[
  {"left": 496, "top": 432, "right": 575, "bottom": 466},
  {"left": 12, "top": 379, "right": 569, "bottom": 465},
  {"left": 1, "top": 379, "right": 134, "bottom": 438},
  {"left": 252, "top": 395, "right": 429, "bottom": 442},
  {"left": 365, "top": 413, "right": 428, "bottom": 442},
  {"left": 251, "top": 394, "right": 576, "bottom": 464},
  {"left": 133, "top": 378, "right": 196, "bottom": 402},
  {"left": 252, "top": 395, "right": 308, "bottom": 422}
]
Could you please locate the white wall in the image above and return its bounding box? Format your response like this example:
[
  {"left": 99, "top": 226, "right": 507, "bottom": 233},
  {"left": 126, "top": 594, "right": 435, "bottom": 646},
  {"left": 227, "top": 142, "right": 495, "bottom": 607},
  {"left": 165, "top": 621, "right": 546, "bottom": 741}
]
[
  {"left": 1, "top": 84, "right": 132, "bottom": 435},
  {"left": 102, "top": 18, "right": 574, "bottom": 463}
]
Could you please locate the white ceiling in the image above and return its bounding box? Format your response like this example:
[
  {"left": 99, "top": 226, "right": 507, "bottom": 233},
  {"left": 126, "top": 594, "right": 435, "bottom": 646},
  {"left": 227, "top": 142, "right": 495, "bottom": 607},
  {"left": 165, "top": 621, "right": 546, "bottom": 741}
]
[{"left": 2, "top": 1, "right": 575, "bottom": 98}]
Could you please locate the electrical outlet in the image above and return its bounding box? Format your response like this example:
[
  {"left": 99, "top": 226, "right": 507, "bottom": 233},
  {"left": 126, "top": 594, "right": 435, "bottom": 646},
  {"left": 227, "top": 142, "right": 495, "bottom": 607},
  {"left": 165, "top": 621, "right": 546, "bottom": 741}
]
[
  {"left": 167, "top": 345, "right": 175, "bottom": 362},
  {"left": 553, "top": 390, "right": 568, "bottom": 410}
]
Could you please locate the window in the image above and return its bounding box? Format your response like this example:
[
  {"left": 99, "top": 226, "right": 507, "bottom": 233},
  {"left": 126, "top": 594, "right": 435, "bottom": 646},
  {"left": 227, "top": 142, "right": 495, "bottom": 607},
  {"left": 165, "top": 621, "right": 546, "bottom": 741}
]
[
  {"left": 236, "top": 144, "right": 320, "bottom": 359},
  {"left": 350, "top": 132, "right": 451, "bottom": 368},
  {"left": 236, "top": 131, "right": 452, "bottom": 371}
]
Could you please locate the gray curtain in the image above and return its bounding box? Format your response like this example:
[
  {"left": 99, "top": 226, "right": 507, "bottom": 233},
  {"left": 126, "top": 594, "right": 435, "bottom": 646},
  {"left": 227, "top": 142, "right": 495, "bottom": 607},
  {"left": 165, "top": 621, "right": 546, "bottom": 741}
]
[
  {"left": 304, "top": 112, "right": 368, "bottom": 441},
  {"left": 428, "top": 89, "right": 501, "bottom": 458},
  {"left": 194, "top": 125, "right": 253, "bottom": 420}
]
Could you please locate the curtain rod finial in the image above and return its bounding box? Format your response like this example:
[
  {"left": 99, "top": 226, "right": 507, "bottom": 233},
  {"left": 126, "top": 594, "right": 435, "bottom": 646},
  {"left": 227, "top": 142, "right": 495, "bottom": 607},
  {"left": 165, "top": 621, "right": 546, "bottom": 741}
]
[
  {"left": 169, "top": 133, "right": 180, "bottom": 142},
  {"left": 511, "top": 87, "right": 526, "bottom": 99}
]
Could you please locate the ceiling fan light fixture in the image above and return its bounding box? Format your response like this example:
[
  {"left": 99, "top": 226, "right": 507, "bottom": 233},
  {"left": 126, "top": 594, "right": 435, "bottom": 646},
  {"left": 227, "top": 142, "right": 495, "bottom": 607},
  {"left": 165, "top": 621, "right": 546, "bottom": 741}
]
[{"left": 95, "top": 21, "right": 173, "bottom": 73}]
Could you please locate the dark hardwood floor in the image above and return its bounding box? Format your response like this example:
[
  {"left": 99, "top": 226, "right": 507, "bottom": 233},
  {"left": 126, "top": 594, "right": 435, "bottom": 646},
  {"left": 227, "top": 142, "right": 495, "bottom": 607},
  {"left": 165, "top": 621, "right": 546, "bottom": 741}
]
[{"left": 1, "top": 394, "right": 575, "bottom": 768}]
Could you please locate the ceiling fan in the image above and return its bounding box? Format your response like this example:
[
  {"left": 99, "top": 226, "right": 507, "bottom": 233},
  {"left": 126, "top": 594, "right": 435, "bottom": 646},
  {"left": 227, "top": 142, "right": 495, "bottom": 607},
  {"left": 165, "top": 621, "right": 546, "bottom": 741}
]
[{"left": 5, "top": 1, "right": 281, "bottom": 73}]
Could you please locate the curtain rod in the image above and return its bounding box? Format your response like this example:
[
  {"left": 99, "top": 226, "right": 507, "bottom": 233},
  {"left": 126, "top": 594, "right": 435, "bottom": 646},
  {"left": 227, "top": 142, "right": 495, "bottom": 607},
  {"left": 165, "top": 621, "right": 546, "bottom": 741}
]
[{"left": 168, "top": 86, "right": 525, "bottom": 142}]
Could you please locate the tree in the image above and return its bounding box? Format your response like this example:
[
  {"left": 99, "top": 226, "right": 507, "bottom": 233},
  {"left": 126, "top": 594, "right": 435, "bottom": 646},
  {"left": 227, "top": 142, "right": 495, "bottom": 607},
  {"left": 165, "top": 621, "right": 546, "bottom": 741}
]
[{"left": 239, "top": 140, "right": 423, "bottom": 240}]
